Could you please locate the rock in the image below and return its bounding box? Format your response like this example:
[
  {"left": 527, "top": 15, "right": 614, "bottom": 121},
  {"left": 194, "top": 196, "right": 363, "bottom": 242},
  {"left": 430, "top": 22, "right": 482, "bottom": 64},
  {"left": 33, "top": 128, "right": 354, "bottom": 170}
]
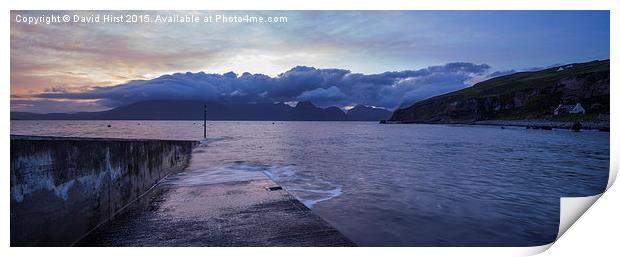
[
  {"left": 389, "top": 60, "right": 609, "bottom": 124},
  {"left": 571, "top": 121, "right": 582, "bottom": 132}
]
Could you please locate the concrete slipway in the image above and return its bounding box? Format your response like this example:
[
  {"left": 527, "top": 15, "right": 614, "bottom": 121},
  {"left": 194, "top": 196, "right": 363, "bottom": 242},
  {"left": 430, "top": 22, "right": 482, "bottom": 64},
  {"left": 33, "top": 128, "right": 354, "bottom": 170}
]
[{"left": 77, "top": 142, "right": 356, "bottom": 247}]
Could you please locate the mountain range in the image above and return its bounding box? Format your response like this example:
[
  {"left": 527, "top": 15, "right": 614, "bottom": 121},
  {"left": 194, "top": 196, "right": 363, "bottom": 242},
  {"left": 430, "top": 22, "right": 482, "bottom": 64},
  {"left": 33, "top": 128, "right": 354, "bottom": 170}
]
[
  {"left": 14, "top": 59, "right": 608, "bottom": 124},
  {"left": 11, "top": 100, "right": 392, "bottom": 121}
]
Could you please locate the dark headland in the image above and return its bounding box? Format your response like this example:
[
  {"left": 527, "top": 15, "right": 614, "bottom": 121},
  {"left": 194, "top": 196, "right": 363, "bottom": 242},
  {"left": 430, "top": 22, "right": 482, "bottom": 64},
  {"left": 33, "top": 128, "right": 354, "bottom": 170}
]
[
  {"left": 11, "top": 100, "right": 391, "bottom": 122},
  {"left": 389, "top": 59, "right": 610, "bottom": 130}
]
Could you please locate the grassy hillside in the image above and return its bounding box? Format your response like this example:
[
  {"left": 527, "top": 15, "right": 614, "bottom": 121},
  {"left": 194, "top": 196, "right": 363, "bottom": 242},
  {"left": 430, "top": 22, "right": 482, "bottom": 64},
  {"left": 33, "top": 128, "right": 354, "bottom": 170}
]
[
  {"left": 390, "top": 60, "right": 610, "bottom": 123},
  {"left": 442, "top": 60, "right": 608, "bottom": 99}
]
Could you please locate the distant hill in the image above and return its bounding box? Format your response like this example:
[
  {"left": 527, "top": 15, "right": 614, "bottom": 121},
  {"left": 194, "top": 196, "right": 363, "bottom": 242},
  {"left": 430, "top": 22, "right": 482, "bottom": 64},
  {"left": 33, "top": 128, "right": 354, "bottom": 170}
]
[
  {"left": 346, "top": 105, "right": 392, "bottom": 121},
  {"left": 11, "top": 100, "right": 392, "bottom": 121},
  {"left": 390, "top": 60, "right": 610, "bottom": 123}
]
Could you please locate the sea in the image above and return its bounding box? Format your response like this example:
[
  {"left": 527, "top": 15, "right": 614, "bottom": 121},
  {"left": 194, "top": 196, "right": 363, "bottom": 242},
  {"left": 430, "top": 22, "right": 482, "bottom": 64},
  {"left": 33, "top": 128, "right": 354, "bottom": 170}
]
[{"left": 10, "top": 120, "right": 610, "bottom": 246}]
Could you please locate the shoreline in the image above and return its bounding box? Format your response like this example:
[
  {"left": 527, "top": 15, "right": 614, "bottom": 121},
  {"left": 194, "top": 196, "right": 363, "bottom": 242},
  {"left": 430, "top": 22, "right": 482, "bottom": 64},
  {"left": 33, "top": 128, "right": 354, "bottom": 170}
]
[
  {"left": 473, "top": 119, "right": 609, "bottom": 131},
  {"left": 387, "top": 119, "right": 610, "bottom": 131}
]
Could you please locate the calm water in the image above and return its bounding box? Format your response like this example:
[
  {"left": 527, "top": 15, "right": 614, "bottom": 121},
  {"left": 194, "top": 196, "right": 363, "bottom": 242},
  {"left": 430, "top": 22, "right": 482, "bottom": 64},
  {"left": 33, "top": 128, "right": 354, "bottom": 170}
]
[{"left": 11, "top": 120, "right": 610, "bottom": 246}]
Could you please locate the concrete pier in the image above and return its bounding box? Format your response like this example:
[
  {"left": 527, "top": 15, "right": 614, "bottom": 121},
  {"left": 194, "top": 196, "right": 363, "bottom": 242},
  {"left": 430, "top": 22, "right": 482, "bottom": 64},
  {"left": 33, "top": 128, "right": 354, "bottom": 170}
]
[
  {"left": 10, "top": 136, "right": 197, "bottom": 246},
  {"left": 11, "top": 135, "right": 355, "bottom": 246},
  {"left": 78, "top": 157, "right": 356, "bottom": 246}
]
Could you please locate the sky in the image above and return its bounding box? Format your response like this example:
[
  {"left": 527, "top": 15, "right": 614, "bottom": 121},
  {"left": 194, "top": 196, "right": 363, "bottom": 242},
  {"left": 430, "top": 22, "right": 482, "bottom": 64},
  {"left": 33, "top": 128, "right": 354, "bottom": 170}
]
[{"left": 10, "top": 10, "right": 610, "bottom": 113}]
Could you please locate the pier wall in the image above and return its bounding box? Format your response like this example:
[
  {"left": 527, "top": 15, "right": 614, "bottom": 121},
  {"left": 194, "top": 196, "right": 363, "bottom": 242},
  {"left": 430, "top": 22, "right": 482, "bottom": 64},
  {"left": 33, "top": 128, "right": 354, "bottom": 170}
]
[{"left": 10, "top": 136, "right": 197, "bottom": 246}]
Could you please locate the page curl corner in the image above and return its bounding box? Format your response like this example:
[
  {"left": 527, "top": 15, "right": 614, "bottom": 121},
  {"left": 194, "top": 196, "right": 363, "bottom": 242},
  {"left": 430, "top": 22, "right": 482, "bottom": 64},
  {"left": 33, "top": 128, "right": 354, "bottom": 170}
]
[{"left": 556, "top": 193, "right": 603, "bottom": 241}]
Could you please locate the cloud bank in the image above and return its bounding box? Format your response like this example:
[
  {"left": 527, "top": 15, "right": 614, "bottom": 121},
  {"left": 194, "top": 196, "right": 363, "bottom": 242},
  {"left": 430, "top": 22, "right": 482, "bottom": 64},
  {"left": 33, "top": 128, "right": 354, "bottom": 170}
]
[
  {"left": 23, "top": 62, "right": 490, "bottom": 112},
  {"left": 10, "top": 11, "right": 609, "bottom": 113}
]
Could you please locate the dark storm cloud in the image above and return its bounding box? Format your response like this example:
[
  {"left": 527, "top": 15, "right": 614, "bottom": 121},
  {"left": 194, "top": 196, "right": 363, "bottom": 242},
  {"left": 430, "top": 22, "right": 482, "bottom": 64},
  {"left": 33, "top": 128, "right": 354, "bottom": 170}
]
[
  {"left": 297, "top": 86, "right": 348, "bottom": 107},
  {"left": 29, "top": 62, "right": 490, "bottom": 110}
]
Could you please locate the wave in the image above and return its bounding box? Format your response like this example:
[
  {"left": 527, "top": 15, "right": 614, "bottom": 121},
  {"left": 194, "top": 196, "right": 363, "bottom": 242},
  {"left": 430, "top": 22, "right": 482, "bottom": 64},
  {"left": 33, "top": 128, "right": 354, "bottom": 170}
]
[
  {"left": 197, "top": 136, "right": 234, "bottom": 147},
  {"left": 173, "top": 161, "right": 342, "bottom": 208},
  {"left": 259, "top": 164, "right": 342, "bottom": 208}
]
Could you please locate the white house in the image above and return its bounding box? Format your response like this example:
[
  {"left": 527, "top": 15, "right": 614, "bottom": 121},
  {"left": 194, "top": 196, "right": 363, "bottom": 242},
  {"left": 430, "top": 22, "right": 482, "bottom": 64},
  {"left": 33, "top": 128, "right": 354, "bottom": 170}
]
[
  {"left": 554, "top": 103, "right": 586, "bottom": 116},
  {"left": 556, "top": 65, "right": 573, "bottom": 72},
  {"left": 569, "top": 103, "right": 586, "bottom": 114}
]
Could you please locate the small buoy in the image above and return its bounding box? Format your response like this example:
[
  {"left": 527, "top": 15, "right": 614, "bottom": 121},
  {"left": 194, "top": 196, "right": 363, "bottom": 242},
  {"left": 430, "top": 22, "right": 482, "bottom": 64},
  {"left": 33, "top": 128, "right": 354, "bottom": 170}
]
[{"left": 107, "top": 125, "right": 111, "bottom": 128}]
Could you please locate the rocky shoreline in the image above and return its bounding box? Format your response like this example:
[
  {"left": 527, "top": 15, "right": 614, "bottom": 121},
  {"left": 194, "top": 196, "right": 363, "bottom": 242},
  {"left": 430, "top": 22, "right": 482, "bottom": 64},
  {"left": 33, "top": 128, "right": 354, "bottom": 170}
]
[
  {"left": 384, "top": 118, "right": 609, "bottom": 131},
  {"left": 472, "top": 119, "right": 609, "bottom": 131},
  {"left": 388, "top": 60, "right": 610, "bottom": 131}
]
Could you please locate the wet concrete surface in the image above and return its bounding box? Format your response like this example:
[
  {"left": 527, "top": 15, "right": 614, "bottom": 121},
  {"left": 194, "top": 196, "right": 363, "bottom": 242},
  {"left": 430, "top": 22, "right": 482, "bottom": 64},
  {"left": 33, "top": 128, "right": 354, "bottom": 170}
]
[
  {"left": 78, "top": 163, "right": 355, "bottom": 246},
  {"left": 10, "top": 136, "right": 195, "bottom": 246}
]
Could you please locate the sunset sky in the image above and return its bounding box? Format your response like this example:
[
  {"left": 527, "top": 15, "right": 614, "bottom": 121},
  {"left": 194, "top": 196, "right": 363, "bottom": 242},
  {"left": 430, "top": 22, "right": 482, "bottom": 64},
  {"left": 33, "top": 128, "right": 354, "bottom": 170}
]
[{"left": 11, "top": 10, "right": 609, "bottom": 113}]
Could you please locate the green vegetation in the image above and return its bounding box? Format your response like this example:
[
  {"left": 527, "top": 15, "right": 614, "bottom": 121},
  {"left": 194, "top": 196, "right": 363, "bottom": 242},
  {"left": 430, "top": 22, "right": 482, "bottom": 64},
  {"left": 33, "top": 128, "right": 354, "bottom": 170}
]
[
  {"left": 440, "top": 59, "right": 609, "bottom": 100},
  {"left": 392, "top": 59, "right": 610, "bottom": 123}
]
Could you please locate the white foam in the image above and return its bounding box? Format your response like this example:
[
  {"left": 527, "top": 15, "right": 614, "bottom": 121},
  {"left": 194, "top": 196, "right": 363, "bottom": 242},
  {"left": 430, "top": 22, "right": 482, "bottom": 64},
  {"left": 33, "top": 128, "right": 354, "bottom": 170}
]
[
  {"left": 198, "top": 139, "right": 209, "bottom": 147},
  {"left": 198, "top": 136, "right": 234, "bottom": 147},
  {"left": 288, "top": 187, "right": 343, "bottom": 208},
  {"left": 163, "top": 162, "right": 268, "bottom": 186},
  {"left": 170, "top": 161, "right": 343, "bottom": 209},
  {"left": 260, "top": 165, "right": 343, "bottom": 208}
]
